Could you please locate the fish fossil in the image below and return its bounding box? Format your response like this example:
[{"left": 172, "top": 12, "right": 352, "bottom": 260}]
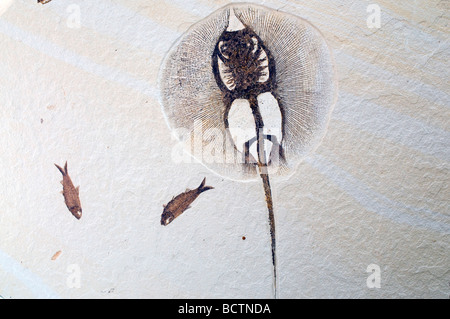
[
  {"left": 55, "top": 161, "right": 82, "bottom": 220},
  {"left": 161, "top": 177, "right": 214, "bottom": 226},
  {"left": 37, "top": 0, "right": 52, "bottom": 4}
]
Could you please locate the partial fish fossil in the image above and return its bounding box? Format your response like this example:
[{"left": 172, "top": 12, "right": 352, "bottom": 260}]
[
  {"left": 159, "top": 3, "right": 337, "bottom": 298},
  {"left": 37, "top": 0, "right": 52, "bottom": 4},
  {"left": 161, "top": 177, "right": 214, "bottom": 226},
  {"left": 55, "top": 161, "right": 82, "bottom": 220}
]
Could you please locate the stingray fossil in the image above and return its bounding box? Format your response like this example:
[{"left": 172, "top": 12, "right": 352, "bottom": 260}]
[
  {"left": 55, "top": 161, "right": 82, "bottom": 220},
  {"left": 159, "top": 4, "right": 337, "bottom": 298}
]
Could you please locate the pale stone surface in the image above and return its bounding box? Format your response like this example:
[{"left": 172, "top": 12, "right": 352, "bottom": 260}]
[{"left": 0, "top": 0, "right": 448, "bottom": 298}]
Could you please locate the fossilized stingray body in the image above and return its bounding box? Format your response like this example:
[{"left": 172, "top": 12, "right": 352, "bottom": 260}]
[
  {"left": 159, "top": 3, "right": 337, "bottom": 181},
  {"left": 55, "top": 161, "right": 82, "bottom": 220}
]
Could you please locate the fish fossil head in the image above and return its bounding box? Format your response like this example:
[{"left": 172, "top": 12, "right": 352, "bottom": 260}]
[
  {"left": 160, "top": 211, "right": 174, "bottom": 226},
  {"left": 70, "top": 206, "right": 82, "bottom": 220}
]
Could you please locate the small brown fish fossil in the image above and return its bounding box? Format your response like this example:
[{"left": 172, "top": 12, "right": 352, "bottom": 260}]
[
  {"left": 161, "top": 178, "right": 213, "bottom": 226},
  {"left": 51, "top": 250, "right": 62, "bottom": 260},
  {"left": 38, "top": 0, "right": 52, "bottom": 4},
  {"left": 55, "top": 161, "right": 82, "bottom": 219}
]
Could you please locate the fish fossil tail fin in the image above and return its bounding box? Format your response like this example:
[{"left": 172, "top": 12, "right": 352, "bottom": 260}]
[
  {"left": 55, "top": 161, "right": 68, "bottom": 176},
  {"left": 198, "top": 177, "right": 214, "bottom": 193}
]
